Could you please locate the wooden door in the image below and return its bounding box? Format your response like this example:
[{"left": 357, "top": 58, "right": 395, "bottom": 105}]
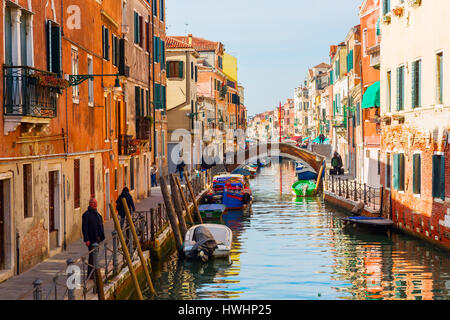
[{"left": 49, "top": 172, "right": 56, "bottom": 232}]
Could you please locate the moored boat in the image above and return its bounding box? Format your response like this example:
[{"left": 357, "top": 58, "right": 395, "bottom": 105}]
[
  {"left": 342, "top": 216, "right": 394, "bottom": 233},
  {"left": 183, "top": 224, "right": 232, "bottom": 261},
  {"left": 292, "top": 162, "right": 318, "bottom": 197},
  {"left": 198, "top": 204, "right": 227, "bottom": 220},
  {"left": 207, "top": 174, "right": 253, "bottom": 210}
]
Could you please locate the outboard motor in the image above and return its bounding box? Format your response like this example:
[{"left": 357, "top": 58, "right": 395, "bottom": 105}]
[{"left": 187, "top": 226, "right": 218, "bottom": 262}]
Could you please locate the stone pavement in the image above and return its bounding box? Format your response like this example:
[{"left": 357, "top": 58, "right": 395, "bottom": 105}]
[{"left": 0, "top": 187, "right": 165, "bottom": 300}]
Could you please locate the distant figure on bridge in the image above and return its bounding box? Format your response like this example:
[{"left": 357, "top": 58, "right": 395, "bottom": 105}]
[
  {"left": 319, "top": 134, "right": 326, "bottom": 144},
  {"left": 331, "top": 152, "right": 344, "bottom": 175},
  {"left": 150, "top": 165, "right": 158, "bottom": 187}
]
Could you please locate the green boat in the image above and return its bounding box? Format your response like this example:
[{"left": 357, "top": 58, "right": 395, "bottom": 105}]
[
  {"left": 198, "top": 204, "right": 227, "bottom": 219},
  {"left": 292, "top": 180, "right": 317, "bottom": 197}
]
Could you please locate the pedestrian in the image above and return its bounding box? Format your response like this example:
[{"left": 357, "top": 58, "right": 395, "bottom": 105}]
[
  {"left": 116, "top": 187, "right": 136, "bottom": 229},
  {"left": 331, "top": 152, "right": 343, "bottom": 175},
  {"left": 319, "top": 134, "right": 325, "bottom": 144},
  {"left": 176, "top": 159, "right": 186, "bottom": 182},
  {"left": 82, "top": 198, "right": 105, "bottom": 280},
  {"left": 150, "top": 164, "right": 158, "bottom": 187}
]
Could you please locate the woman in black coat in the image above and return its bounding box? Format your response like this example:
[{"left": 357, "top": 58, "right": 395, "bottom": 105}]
[{"left": 116, "top": 187, "right": 136, "bottom": 228}]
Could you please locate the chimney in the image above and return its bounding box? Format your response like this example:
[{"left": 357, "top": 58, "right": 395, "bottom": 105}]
[{"left": 188, "top": 34, "right": 193, "bottom": 45}]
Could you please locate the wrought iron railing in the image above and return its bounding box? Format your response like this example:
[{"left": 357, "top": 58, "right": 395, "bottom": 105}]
[
  {"left": 326, "top": 175, "right": 381, "bottom": 211},
  {"left": 3, "top": 66, "right": 60, "bottom": 118}
]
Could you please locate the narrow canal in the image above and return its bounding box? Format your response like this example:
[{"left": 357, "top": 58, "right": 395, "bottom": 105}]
[{"left": 148, "top": 160, "right": 450, "bottom": 300}]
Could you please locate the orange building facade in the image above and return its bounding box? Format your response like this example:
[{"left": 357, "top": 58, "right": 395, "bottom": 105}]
[{"left": 0, "top": 0, "right": 165, "bottom": 280}]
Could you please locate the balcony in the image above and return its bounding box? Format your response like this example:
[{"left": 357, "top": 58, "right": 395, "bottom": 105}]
[
  {"left": 3, "top": 66, "right": 62, "bottom": 134},
  {"left": 118, "top": 134, "right": 137, "bottom": 156},
  {"left": 136, "top": 116, "right": 151, "bottom": 140}
]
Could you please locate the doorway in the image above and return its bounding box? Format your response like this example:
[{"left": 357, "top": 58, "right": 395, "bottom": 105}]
[{"left": 48, "top": 171, "right": 60, "bottom": 250}]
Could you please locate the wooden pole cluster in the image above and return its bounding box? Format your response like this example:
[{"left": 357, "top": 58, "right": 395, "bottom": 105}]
[
  {"left": 185, "top": 171, "right": 203, "bottom": 224},
  {"left": 159, "top": 176, "right": 184, "bottom": 252},
  {"left": 121, "top": 198, "right": 156, "bottom": 297},
  {"left": 169, "top": 174, "right": 188, "bottom": 239},
  {"left": 109, "top": 204, "right": 143, "bottom": 300},
  {"left": 173, "top": 175, "right": 194, "bottom": 224}
]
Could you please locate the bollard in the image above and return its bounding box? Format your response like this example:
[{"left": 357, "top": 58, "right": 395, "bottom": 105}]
[
  {"left": 66, "top": 259, "right": 76, "bottom": 300},
  {"left": 112, "top": 231, "right": 119, "bottom": 275},
  {"left": 92, "top": 243, "right": 99, "bottom": 294},
  {"left": 33, "top": 279, "right": 43, "bottom": 300}
]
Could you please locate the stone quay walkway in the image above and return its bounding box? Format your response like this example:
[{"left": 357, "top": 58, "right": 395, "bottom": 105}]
[{"left": 0, "top": 187, "right": 164, "bottom": 300}]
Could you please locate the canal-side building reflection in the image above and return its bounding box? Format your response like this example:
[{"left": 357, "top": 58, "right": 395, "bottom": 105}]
[{"left": 328, "top": 222, "right": 449, "bottom": 300}]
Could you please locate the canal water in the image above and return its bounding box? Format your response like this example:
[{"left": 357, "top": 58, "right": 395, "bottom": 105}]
[{"left": 148, "top": 160, "right": 450, "bottom": 300}]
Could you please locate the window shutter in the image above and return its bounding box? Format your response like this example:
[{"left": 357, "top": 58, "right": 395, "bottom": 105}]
[
  {"left": 139, "top": 16, "right": 144, "bottom": 47},
  {"left": 134, "top": 12, "right": 139, "bottom": 44},
  {"left": 432, "top": 155, "right": 439, "bottom": 198},
  {"left": 178, "top": 61, "right": 184, "bottom": 78},
  {"left": 105, "top": 28, "right": 110, "bottom": 61},
  {"left": 161, "top": 40, "right": 165, "bottom": 68},
  {"left": 393, "top": 154, "right": 399, "bottom": 190},
  {"left": 412, "top": 62, "right": 417, "bottom": 108},
  {"left": 119, "top": 38, "right": 125, "bottom": 75},
  {"left": 135, "top": 86, "right": 141, "bottom": 117},
  {"left": 418, "top": 60, "right": 421, "bottom": 107},
  {"left": 413, "top": 154, "right": 421, "bottom": 194},
  {"left": 102, "top": 26, "right": 105, "bottom": 59},
  {"left": 441, "top": 156, "right": 446, "bottom": 200},
  {"left": 397, "top": 67, "right": 401, "bottom": 110},
  {"left": 47, "top": 22, "right": 53, "bottom": 73}
]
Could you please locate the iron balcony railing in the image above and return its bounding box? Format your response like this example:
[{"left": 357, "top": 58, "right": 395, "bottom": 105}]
[
  {"left": 136, "top": 116, "right": 151, "bottom": 141},
  {"left": 3, "top": 66, "right": 61, "bottom": 118},
  {"left": 118, "top": 134, "right": 137, "bottom": 156}
]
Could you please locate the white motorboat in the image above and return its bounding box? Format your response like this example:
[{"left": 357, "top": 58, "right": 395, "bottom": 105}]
[{"left": 183, "top": 224, "right": 232, "bottom": 261}]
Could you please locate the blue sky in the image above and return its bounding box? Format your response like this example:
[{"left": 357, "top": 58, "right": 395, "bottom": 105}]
[{"left": 166, "top": 0, "right": 363, "bottom": 116}]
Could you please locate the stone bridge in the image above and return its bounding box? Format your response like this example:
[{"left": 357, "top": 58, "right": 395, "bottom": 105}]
[{"left": 224, "top": 142, "right": 326, "bottom": 173}]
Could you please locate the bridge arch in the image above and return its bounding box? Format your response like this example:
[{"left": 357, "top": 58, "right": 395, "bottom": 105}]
[{"left": 224, "top": 142, "right": 325, "bottom": 173}]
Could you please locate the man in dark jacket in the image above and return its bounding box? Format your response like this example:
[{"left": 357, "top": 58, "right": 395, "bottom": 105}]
[
  {"left": 82, "top": 198, "right": 105, "bottom": 280},
  {"left": 331, "top": 152, "right": 343, "bottom": 175},
  {"left": 116, "top": 187, "right": 135, "bottom": 228},
  {"left": 176, "top": 159, "right": 186, "bottom": 182}
]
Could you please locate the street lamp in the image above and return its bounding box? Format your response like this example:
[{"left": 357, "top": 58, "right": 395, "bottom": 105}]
[{"left": 68, "top": 73, "right": 123, "bottom": 92}]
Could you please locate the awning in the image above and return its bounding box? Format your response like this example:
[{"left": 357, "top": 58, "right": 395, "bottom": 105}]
[
  {"left": 362, "top": 81, "right": 380, "bottom": 109},
  {"left": 292, "top": 136, "right": 302, "bottom": 142},
  {"left": 302, "top": 137, "right": 310, "bottom": 142}
]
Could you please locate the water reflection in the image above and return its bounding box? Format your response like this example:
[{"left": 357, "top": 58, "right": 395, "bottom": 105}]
[{"left": 147, "top": 160, "right": 450, "bottom": 300}]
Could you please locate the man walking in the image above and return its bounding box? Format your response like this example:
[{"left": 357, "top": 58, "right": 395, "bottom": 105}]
[
  {"left": 176, "top": 159, "right": 186, "bottom": 183},
  {"left": 82, "top": 198, "right": 105, "bottom": 280},
  {"left": 116, "top": 187, "right": 136, "bottom": 229},
  {"left": 150, "top": 164, "right": 158, "bottom": 187}
]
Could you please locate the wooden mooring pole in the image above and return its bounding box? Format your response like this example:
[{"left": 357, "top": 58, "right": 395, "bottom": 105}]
[
  {"left": 174, "top": 175, "right": 194, "bottom": 225},
  {"left": 185, "top": 171, "right": 203, "bottom": 224},
  {"left": 170, "top": 174, "right": 188, "bottom": 238},
  {"left": 121, "top": 198, "right": 156, "bottom": 297},
  {"left": 160, "top": 176, "right": 184, "bottom": 252},
  {"left": 109, "top": 204, "right": 143, "bottom": 300}
]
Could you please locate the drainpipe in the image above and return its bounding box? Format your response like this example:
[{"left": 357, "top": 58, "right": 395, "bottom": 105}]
[
  {"left": 63, "top": 174, "right": 67, "bottom": 251},
  {"left": 359, "top": 59, "right": 365, "bottom": 183},
  {"left": 151, "top": 11, "right": 156, "bottom": 167},
  {"left": 16, "top": 232, "right": 20, "bottom": 275}
]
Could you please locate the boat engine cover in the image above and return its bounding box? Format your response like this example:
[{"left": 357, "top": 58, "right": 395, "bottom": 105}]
[{"left": 187, "top": 226, "right": 218, "bottom": 260}]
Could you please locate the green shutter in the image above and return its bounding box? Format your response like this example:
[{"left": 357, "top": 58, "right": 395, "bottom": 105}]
[
  {"left": 418, "top": 60, "right": 421, "bottom": 107},
  {"left": 413, "top": 154, "right": 421, "bottom": 194},
  {"left": 134, "top": 12, "right": 139, "bottom": 44},
  {"left": 393, "top": 154, "right": 399, "bottom": 190},
  {"left": 135, "top": 86, "right": 141, "bottom": 117},
  {"left": 178, "top": 61, "right": 184, "bottom": 78},
  {"left": 412, "top": 62, "right": 417, "bottom": 108}
]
